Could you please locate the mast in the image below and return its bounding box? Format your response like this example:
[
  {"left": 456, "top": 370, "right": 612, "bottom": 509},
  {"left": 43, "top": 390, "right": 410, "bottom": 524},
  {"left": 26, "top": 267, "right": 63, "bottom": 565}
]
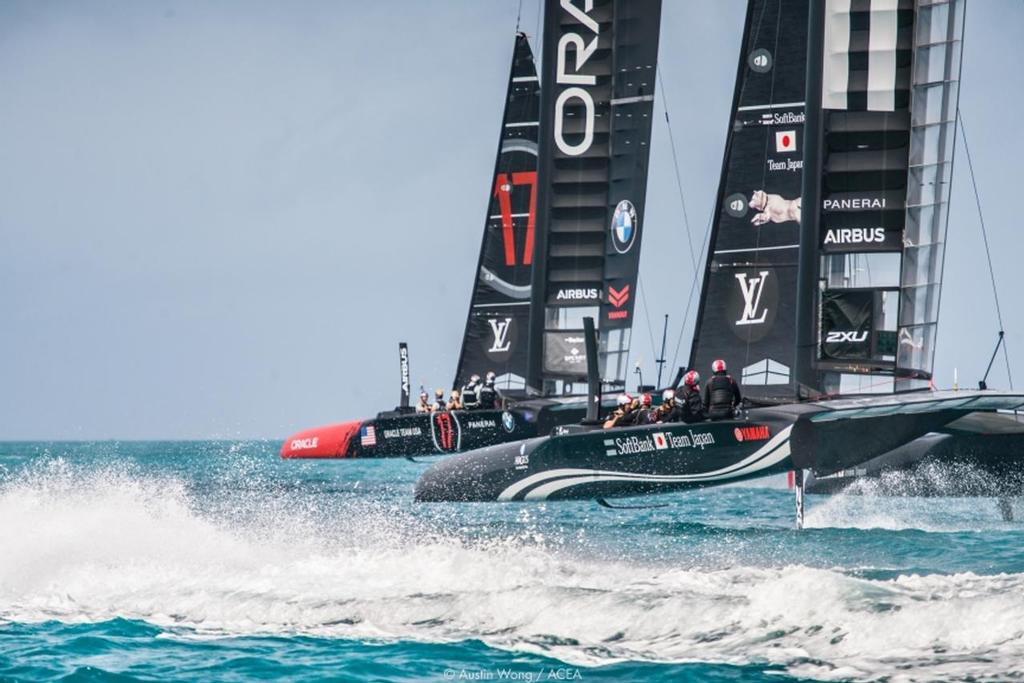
[{"left": 795, "top": 0, "right": 825, "bottom": 399}]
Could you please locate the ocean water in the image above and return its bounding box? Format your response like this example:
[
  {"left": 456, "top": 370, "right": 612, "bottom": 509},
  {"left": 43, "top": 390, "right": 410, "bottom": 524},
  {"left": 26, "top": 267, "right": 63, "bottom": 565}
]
[{"left": 1, "top": 442, "right": 1023, "bottom": 682}]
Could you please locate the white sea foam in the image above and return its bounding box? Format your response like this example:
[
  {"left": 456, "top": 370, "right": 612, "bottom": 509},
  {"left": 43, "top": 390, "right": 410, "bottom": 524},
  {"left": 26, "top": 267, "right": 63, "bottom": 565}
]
[{"left": 2, "top": 460, "right": 1023, "bottom": 682}]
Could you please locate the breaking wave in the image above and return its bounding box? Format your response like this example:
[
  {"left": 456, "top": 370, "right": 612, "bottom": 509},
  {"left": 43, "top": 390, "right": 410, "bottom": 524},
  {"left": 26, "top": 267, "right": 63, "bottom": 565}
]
[{"left": 2, "top": 459, "right": 1024, "bottom": 682}]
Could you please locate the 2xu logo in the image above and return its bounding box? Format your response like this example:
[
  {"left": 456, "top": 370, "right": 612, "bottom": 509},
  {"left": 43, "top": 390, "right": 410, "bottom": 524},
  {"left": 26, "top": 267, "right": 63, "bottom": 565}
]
[
  {"left": 554, "top": 0, "right": 599, "bottom": 157},
  {"left": 825, "top": 331, "right": 869, "bottom": 344}
]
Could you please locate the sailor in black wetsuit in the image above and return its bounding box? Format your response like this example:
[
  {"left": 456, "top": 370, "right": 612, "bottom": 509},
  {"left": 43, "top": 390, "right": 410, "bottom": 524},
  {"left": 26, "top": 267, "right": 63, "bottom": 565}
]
[
  {"left": 461, "top": 374, "right": 481, "bottom": 410},
  {"left": 477, "top": 371, "right": 498, "bottom": 410},
  {"left": 603, "top": 394, "right": 637, "bottom": 429},
  {"left": 415, "top": 391, "right": 431, "bottom": 413},
  {"left": 432, "top": 388, "right": 447, "bottom": 412},
  {"left": 702, "top": 360, "right": 742, "bottom": 421},
  {"left": 636, "top": 392, "right": 656, "bottom": 424},
  {"left": 654, "top": 389, "right": 676, "bottom": 423},
  {"left": 678, "top": 370, "right": 705, "bottom": 423}
]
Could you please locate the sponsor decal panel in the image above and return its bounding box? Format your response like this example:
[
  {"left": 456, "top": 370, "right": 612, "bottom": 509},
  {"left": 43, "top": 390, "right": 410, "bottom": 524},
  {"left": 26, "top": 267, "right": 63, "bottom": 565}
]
[
  {"left": 823, "top": 197, "right": 887, "bottom": 211},
  {"left": 465, "top": 418, "right": 498, "bottom": 430},
  {"left": 556, "top": 288, "right": 600, "bottom": 302},
  {"left": 360, "top": 425, "right": 377, "bottom": 447},
  {"left": 290, "top": 437, "right": 319, "bottom": 451},
  {"left": 823, "top": 227, "right": 887, "bottom": 246},
  {"left": 825, "top": 331, "right": 869, "bottom": 344},
  {"left": 734, "top": 425, "right": 770, "bottom": 443},
  {"left": 488, "top": 318, "right": 513, "bottom": 353},
  {"left": 502, "top": 411, "right": 516, "bottom": 433},
  {"left": 735, "top": 271, "right": 770, "bottom": 326},
  {"left": 607, "top": 429, "right": 716, "bottom": 456},
  {"left": 382, "top": 426, "right": 423, "bottom": 439},
  {"left": 431, "top": 412, "right": 460, "bottom": 453},
  {"left": 610, "top": 200, "right": 639, "bottom": 254}
]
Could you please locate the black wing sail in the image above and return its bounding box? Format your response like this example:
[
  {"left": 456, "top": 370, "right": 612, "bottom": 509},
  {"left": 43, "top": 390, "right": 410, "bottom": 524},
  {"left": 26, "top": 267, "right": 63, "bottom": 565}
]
[
  {"left": 688, "top": 0, "right": 810, "bottom": 402},
  {"left": 527, "top": 0, "right": 662, "bottom": 396},
  {"left": 454, "top": 34, "right": 540, "bottom": 391}
]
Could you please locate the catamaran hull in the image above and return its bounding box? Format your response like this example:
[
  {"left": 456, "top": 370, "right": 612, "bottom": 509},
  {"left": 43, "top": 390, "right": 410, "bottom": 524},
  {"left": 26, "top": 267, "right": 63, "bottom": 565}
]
[
  {"left": 414, "top": 391, "right": 1024, "bottom": 503},
  {"left": 805, "top": 411, "right": 1024, "bottom": 496},
  {"left": 280, "top": 400, "right": 591, "bottom": 459},
  {"left": 415, "top": 409, "right": 801, "bottom": 502}
]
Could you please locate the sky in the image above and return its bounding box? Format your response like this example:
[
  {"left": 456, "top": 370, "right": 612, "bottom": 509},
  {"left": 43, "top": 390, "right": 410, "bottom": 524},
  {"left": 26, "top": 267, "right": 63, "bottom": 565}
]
[{"left": 0, "top": 1, "right": 1020, "bottom": 440}]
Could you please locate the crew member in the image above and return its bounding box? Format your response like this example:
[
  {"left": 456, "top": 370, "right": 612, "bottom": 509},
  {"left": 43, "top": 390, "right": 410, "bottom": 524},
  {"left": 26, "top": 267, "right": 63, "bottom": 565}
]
[
  {"left": 655, "top": 389, "right": 676, "bottom": 423},
  {"left": 603, "top": 393, "right": 635, "bottom": 429},
  {"left": 447, "top": 389, "right": 464, "bottom": 411},
  {"left": 415, "top": 391, "right": 431, "bottom": 413},
  {"left": 478, "top": 371, "right": 498, "bottom": 410},
  {"left": 679, "top": 370, "right": 705, "bottom": 423},
  {"left": 461, "top": 374, "right": 481, "bottom": 410},
  {"left": 702, "top": 360, "right": 742, "bottom": 420},
  {"left": 637, "top": 392, "right": 655, "bottom": 424},
  {"left": 433, "top": 388, "right": 447, "bottom": 412}
]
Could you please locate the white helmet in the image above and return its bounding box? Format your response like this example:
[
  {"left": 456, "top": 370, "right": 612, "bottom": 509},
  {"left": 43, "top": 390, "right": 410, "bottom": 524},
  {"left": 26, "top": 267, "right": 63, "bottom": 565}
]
[
  {"left": 617, "top": 393, "right": 632, "bottom": 407},
  {"left": 662, "top": 389, "right": 675, "bottom": 402}
]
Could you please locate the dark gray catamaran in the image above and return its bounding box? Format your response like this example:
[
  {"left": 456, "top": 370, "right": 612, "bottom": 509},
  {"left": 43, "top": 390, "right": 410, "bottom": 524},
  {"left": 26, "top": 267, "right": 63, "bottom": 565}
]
[
  {"left": 415, "top": 0, "right": 1024, "bottom": 513},
  {"left": 282, "top": 8, "right": 664, "bottom": 459}
]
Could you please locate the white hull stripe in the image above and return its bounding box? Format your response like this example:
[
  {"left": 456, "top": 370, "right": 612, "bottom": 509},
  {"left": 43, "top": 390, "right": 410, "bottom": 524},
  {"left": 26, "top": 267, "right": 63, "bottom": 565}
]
[
  {"left": 497, "top": 426, "right": 793, "bottom": 501},
  {"left": 524, "top": 440, "right": 792, "bottom": 501}
]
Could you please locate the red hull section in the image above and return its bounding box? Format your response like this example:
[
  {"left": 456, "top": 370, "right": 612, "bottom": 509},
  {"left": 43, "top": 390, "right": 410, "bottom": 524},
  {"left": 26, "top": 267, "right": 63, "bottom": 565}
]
[{"left": 280, "top": 421, "right": 361, "bottom": 459}]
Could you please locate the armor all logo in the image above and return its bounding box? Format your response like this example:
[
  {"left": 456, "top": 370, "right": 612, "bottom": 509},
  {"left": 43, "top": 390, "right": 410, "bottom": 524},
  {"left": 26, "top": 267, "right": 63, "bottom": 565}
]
[
  {"left": 488, "top": 318, "right": 513, "bottom": 353},
  {"left": 432, "top": 412, "right": 460, "bottom": 453},
  {"left": 735, "top": 271, "right": 770, "bottom": 326},
  {"left": 554, "top": 0, "right": 599, "bottom": 157}
]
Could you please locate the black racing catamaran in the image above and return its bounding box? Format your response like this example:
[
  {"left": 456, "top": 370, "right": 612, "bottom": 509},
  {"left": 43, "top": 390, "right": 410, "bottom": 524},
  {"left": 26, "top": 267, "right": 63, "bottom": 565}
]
[
  {"left": 282, "top": 11, "right": 664, "bottom": 459},
  {"left": 415, "top": 0, "right": 1024, "bottom": 515}
]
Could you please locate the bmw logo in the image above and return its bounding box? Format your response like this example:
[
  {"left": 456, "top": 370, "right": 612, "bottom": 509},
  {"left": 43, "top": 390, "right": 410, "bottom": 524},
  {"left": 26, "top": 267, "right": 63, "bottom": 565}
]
[
  {"left": 502, "top": 411, "right": 516, "bottom": 433},
  {"left": 610, "top": 200, "right": 639, "bottom": 254}
]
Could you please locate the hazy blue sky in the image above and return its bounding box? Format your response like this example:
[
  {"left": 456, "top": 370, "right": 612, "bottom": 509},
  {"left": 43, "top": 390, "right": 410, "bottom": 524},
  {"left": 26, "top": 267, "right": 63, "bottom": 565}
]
[{"left": 1, "top": 1, "right": 1020, "bottom": 439}]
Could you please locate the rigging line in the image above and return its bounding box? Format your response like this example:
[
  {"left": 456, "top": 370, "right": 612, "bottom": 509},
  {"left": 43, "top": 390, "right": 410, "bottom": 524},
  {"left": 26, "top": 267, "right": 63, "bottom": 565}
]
[
  {"left": 534, "top": 0, "right": 542, "bottom": 43},
  {"left": 657, "top": 69, "right": 696, "bottom": 273},
  {"left": 959, "top": 109, "right": 1014, "bottom": 388},
  {"left": 668, "top": 210, "right": 715, "bottom": 373},
  {"left": 638, "top": 274, "right": 659, "bottom": 379},
  {"left": 515, "top": 0, "right": 524, "bottom": 33}
]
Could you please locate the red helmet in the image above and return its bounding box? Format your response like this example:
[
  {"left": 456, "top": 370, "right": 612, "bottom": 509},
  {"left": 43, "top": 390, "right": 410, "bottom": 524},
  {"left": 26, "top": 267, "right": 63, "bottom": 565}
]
[
  {"left": 712, "top": 359, "right": 727, "bottom": 373},
  {"left": 641, "top": 392, "right": 652, "bottom": 407},
  {"left": 683, "top": 370, "right": 700, "bottom": 387}
]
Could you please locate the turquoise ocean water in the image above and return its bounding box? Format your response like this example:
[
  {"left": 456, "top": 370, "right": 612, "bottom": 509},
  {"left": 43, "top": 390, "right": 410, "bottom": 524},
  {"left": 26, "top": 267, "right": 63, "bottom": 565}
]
[{"left": 1, "top": 440, "right": 1023, "bottom": 682}]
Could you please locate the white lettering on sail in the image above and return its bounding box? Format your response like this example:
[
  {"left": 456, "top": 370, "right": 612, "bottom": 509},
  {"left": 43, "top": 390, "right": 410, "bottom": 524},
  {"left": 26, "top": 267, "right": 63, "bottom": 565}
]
[
  {"left": 823, "top": 227, "right": 887, "bottom": 245},
  {"left": 735, "top": 272, "right": 770, "bottom": 326},
  {"left": 825, "top": 331, "right": 869, "bottom": 343},
  {"left": 823, "top": 197, "right": 887, "bottom": 211},
  {"left": 554, "top": 0, "right": 599, "bottom": 157},
  {"left": 488, "top": 318, "right": 513, "bottom": 353}
]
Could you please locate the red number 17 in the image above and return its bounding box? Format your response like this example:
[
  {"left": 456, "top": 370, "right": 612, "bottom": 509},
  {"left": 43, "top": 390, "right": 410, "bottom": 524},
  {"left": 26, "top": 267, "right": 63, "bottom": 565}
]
[{"left": 493, "top": 171, "right": 537, "bottom": 266}]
